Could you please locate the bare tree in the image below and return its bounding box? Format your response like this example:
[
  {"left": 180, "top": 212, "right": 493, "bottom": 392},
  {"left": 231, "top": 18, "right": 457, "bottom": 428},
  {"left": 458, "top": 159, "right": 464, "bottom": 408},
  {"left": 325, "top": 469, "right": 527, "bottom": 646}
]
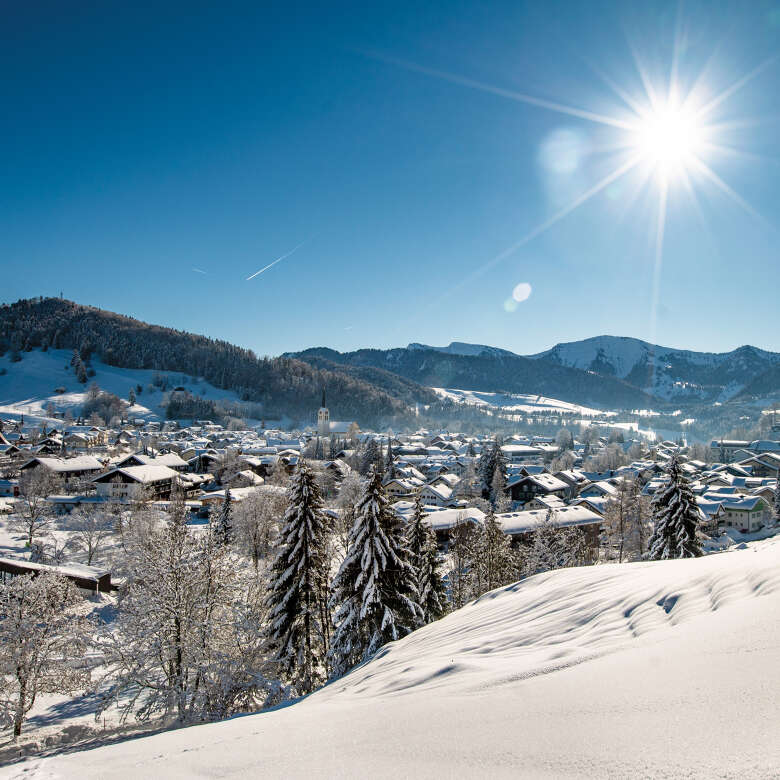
[
  {"left": 234, "top": 490, "right": 285, "bottom": 569},
  {"left": 13, "top": 469, "right": 62, "bottom": 550},
  {"left": 98, "top": 500, "right": 276, "bottom": 724},
  {"left": 63, "top": 506, "right": 114, "bottom": 565},
  {"left": 0, "top": 573, "right": 93, "bottom": 738}
]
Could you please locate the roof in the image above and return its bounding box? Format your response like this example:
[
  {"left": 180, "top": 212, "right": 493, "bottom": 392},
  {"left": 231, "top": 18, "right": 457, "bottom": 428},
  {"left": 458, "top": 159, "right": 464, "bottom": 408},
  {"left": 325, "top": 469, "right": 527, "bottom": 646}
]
[
  {"left": 496, "top": 506, "right": 602, "bottom": 535},
  {"left": 507, "top": 473, "right": 569, "bottom": 492},
  {"left": 22, "top": 455, "right": 103, "bottom": 473},
  {"left": 93, "top": 464, "right": 179, "bottom": 484}
]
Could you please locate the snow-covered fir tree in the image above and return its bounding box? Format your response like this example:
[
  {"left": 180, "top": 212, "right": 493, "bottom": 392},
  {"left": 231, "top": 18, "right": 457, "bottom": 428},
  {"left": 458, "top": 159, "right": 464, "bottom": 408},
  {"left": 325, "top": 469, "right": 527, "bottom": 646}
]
[
  {"left": 648, "top": 456, "right": 703, "bottom": 560},
  {"left": 264, "top": 461, "right": 331, "bottom": 694},
  {"left": 213, "top": 487, "right": 234, "bottom": 546},
  {"left": 328, "top": 469, "right": 423, "bottom": 678},
  {"left": 358, "top": 438, "right": 382, "bottom": 475},
  {"left": 383, "top": 437, "right": 396, "bottom": 481},
  {"left": 405, "top": 494, "right": 446, "bottom": 623},
  {"left": 473, "top": 508, "right": 517, "bottom": 595},
  {"left": 478, "top": 438, "right": 506, "bottom": 500}
]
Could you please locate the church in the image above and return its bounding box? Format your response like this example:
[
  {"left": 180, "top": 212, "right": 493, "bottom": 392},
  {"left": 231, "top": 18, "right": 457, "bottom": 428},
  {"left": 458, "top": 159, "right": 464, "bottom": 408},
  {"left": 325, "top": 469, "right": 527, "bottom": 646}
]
[{"left": 317, "top": 390, "right": 359, "bottom": 439}]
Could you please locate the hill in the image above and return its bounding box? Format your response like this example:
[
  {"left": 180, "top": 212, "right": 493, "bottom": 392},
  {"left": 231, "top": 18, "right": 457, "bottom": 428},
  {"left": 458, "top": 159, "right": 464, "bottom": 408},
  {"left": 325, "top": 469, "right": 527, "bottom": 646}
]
[
  {"left": 0, "top": 298, "right": 431, "bottom": 429},
  {"left": 16, "top": 536, "right": 780, "bottom": 778},
  {"left": 291, "top": 345, "right": 657, "bottom": 410}
]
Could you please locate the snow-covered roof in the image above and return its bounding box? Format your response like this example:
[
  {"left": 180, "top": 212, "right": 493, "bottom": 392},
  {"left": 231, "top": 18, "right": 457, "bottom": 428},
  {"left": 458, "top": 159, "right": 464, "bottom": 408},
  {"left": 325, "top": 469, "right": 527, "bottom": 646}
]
[
  {"left": 496, "top": 506, "right": 602, "bottom": 535},
  {"left": 22, "top": 455, "right": 103, "bottom": 473},
  {"left": 93, "top": 464, "right": 179, "bottom": 484}
]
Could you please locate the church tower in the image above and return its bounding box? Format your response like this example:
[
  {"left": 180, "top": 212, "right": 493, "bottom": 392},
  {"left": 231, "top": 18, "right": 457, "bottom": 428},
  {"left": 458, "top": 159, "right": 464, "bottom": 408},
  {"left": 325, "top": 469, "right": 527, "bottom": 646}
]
[{"left": 317, "top": 388, "right": 330, "bottom": 436}]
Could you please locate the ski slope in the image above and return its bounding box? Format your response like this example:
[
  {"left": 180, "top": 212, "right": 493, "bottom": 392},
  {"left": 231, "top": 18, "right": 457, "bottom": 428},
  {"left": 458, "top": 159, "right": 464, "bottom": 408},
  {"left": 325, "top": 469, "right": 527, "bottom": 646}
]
[{"left": 11, "top": 537, "right": 780, "bottom": 779}]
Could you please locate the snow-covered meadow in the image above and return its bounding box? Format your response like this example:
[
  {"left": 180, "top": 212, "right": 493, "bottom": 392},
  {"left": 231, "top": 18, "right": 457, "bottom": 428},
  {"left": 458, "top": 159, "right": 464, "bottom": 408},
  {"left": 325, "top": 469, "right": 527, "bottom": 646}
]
[
  {"left": 10, "top": 536, "right": 780, "bottom": 779},
  {"left": 0, "top": 348, "right": 243, "bottom": 427}
]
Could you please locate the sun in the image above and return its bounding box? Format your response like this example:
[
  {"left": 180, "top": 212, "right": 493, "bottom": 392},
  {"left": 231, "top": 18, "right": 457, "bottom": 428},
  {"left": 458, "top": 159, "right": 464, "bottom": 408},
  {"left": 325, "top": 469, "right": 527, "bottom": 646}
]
[{"left": 631, "top": 101, "right": 705, "bottom": 177}]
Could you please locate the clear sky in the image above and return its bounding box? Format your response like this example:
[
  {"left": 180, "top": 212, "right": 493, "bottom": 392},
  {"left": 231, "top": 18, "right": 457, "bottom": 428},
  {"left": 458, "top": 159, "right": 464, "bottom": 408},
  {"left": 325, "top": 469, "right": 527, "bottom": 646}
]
[{"left": 2, "top": 0, "right": 779, "bottom": 356}]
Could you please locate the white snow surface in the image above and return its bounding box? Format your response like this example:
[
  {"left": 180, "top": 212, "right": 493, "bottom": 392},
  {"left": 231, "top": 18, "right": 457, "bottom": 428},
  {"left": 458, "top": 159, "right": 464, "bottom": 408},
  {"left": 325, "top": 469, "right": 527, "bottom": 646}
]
[
  {"left": 10, "top": 537, "right": 780, "bottom": 779},
  {"left": 0, "top": 348, "right": 243, "bottom": 425},
  {"left": 430, "top": 387, "right": 607, "bottom": 417}
]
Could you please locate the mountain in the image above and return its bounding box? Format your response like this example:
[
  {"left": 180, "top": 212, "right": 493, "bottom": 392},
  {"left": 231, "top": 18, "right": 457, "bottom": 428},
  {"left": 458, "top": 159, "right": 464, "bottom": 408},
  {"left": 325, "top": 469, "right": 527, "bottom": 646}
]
[
  {"left": 408, "top": 341, "right": 517, "bottom": 359},
  {"left": 529, "top": 335, "right": 780, "bottom": 402},
  {"left": 26, "top": 537, "right": 780, "bottom": 778},
  {"left": 0, "top": 298, "right": 428, "bottom": 428},
  {"left": 291, "top": 346, "right": 656, "bottom": 410}
]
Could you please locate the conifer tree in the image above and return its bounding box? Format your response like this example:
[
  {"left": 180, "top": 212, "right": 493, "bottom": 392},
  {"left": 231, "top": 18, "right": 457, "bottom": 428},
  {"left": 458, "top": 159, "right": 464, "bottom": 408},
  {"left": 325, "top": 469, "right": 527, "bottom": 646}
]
[
  {"left": 648, "top": 456, "right": 702, "bottom": 560},
  {"left": 264, "top": 461, "right": 331, "bottom": 694},
  {"left": 328, "top": 470, "right": 422, "bottom": 678},
  {"left": 473, "top": 508, "right": 516, "bottom": 594},
  {"left": 213, "top": 487, "right": 234, "bottom": 546},
  {"left": 405, "top": 495, "right": 446, "bottom": 623},
  {"left": 383, "top": 437, "right": 396, "bottom": 481}
]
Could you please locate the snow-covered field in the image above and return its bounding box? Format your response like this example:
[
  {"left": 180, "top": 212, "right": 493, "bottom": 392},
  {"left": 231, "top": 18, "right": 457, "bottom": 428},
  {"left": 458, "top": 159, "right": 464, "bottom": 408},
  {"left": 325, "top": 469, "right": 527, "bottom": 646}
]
[
  {"left": 0, "top": 349, "right": 243, "bottom": 426},
  {"left": 430, "top": 387, "right": 608, "bottom": 417},
  {"left": 9, "top": 537, "right": 780, "bottom": 779}
]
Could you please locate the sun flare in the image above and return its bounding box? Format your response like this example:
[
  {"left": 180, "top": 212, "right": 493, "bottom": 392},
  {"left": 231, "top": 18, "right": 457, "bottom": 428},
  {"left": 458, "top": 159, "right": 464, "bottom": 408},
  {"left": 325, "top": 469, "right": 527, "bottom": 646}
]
[{"left": 632, "top": 102, "right": 705, "bottom": 176}]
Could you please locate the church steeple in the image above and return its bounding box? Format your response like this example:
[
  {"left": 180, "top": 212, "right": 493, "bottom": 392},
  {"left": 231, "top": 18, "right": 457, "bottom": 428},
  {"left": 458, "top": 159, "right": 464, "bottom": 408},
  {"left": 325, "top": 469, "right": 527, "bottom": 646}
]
[{"left": 317, "top": 388, "right": 330, "bottom": 436}]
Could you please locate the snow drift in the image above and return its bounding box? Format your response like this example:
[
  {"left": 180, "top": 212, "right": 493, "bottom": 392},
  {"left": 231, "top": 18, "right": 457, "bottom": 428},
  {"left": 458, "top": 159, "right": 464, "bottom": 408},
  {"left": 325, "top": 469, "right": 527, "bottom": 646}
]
[{"left": 9, "top": 537, "right": 780, "bottom": 779}]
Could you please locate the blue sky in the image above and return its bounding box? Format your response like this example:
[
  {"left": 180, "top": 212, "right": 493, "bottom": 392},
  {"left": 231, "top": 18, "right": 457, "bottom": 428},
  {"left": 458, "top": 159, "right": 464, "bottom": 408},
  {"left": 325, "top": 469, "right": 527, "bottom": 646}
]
[{"left": 2, "top": 0, "right": 779, "bottom": 356}]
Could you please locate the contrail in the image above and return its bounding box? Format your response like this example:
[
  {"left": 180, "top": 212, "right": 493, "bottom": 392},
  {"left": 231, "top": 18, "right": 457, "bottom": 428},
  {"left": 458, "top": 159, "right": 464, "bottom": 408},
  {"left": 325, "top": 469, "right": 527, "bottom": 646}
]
[
  {"left": 192, "top": 267, "right": 208, "bottom": 275},
  {"left": 246, "top": 240, "right": 308, "bottom": 281}
]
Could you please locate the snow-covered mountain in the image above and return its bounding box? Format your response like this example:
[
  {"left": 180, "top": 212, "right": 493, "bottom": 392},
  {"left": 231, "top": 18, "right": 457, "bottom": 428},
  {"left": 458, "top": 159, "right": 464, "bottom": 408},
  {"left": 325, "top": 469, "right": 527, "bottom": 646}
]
[
  {"left": 19, "top": 536, "right": 780, "bottom": 779},
  {"left": 529, "top": 335, "right": 780, "bottom": 401}
]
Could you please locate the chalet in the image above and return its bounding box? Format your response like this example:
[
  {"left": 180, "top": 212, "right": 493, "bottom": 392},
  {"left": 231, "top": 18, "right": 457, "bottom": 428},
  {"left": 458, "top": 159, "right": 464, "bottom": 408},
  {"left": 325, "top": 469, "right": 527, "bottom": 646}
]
[
  {"left": 552, "top": 469, "right": 588, "bottom": 499},
  {"left": 501, "top": 444, "right": 543, "bottom": 463},
  {"left": 496, "top": 506, "right": 603, "bottom": 559},
  {"left": 507, "top": 473, "right": 569, "bottom": 506},
  {"left": 323, "top": 459, "right": 352, "bottom": 483},
  {"left": 736, "top": 453, "right": 780, "bottom": 478},
  {"left": 0, "top": 557, "right": 113, "bottom": 594},
  {"left": 0, "top": 479, "right": 19, "bottom": 498},
  {"left": 417, "top": 506, "right": 486, "bottom": 547},
  {"left": 187, "top": 452, "right": 223, "bottom": 473},
  {"left": 526, "top": 495, "right": 566, "bottom": 512},
  {"left": 579, "top": 480, "right": 619, "bottom": 499},
  {"left": 20, "top": 455, "right": 104, "bottom": 486},
  {"left": 572, "top": 495, "right": 609, "bottom": 516},
  {"left": 418, "top": 482, "right": 455, "bottom": 507},
  {"left": 224, "top": 470, "right": 265, "bottom": 488},
  {"left": 114, "top": 452, "right": 188, "bottom": 472},
  {"left": 384, "top": 478, "right": 419, "bottom": 500},
  {"left": 709, "top": 440, "right": 750, "bottom": 463},
  {"left": 92, "top": 464, "right": 179, "bottom": 501},
  {"left": 714, "top": 495, "right": 772, "bottom": 533}
]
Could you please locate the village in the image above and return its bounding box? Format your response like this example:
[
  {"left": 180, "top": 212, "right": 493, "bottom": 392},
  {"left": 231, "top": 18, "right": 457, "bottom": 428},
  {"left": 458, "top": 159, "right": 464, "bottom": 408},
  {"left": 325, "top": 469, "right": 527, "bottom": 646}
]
[{"left": 1, "top": 392, "right": 778, "bottom": 598}]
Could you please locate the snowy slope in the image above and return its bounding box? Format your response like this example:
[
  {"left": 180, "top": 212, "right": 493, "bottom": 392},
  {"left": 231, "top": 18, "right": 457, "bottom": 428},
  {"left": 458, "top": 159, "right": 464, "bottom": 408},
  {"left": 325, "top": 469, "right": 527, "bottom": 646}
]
[
  {"left": 430, "top": 387, "right": 608, "bottom": 417},
  {"left": 0, "top": 348, "right": 243, "bottom": 426},
  {"left": 13, "top": 537, "right": 780, "bottom": 779},
  {"left": 529, "top": 335, "right": 780, "bottom": 401}
]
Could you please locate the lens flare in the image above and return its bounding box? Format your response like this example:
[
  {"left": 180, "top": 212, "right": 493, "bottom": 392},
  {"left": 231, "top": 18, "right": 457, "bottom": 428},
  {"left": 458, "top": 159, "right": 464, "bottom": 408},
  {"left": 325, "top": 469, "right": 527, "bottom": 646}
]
[
  {"left": 512, "top": 282, "right": 533, "bottom": 302},
  {"left": 632, "top": 102, "right": 705, "bottom": 177}
]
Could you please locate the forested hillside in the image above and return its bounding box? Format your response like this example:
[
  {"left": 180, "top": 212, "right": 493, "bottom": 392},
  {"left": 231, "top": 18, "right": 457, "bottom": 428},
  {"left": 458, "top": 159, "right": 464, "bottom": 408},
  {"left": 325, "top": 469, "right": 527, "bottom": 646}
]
[
  {"left": 292, "top": 346, "right": 657, "bottom": 410},
  {"left": 0, "top": 298, "right": 424, "bottom": 428}
]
